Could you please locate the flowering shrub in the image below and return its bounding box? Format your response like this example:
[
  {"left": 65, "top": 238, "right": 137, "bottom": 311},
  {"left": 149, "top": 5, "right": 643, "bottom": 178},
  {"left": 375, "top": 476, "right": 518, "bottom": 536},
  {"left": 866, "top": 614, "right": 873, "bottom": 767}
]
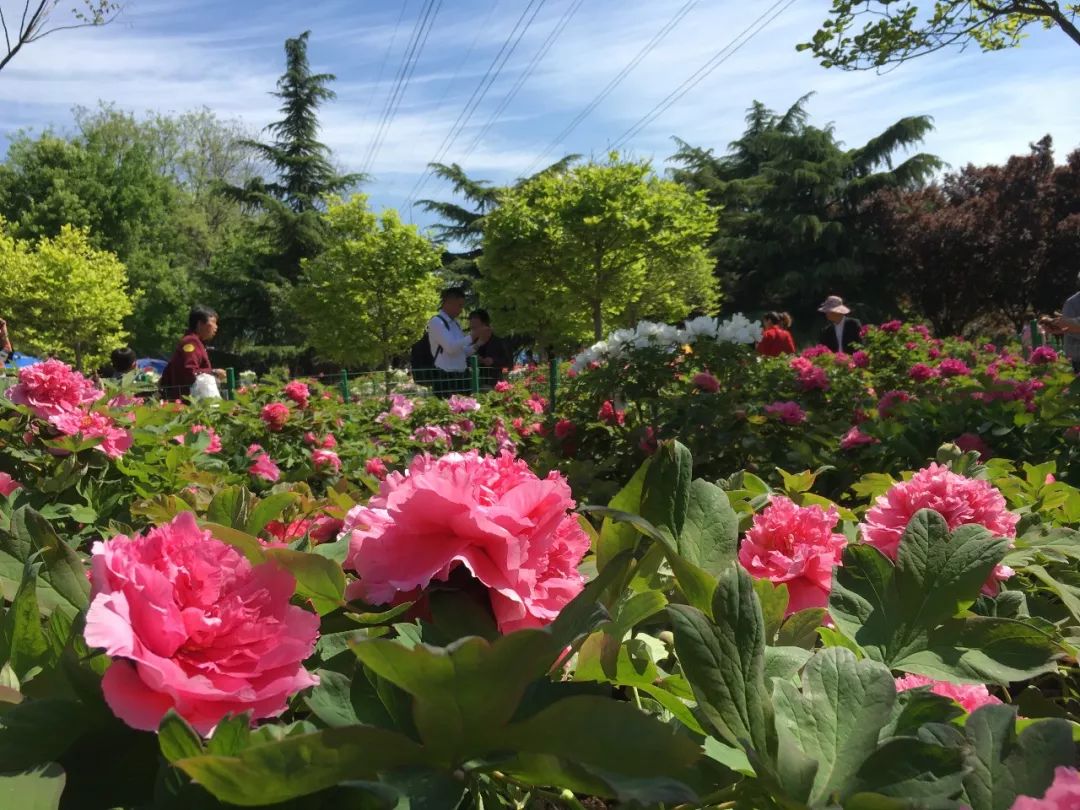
[{"left": 893, "top": 674, "right": 1002, "bottom": 713}]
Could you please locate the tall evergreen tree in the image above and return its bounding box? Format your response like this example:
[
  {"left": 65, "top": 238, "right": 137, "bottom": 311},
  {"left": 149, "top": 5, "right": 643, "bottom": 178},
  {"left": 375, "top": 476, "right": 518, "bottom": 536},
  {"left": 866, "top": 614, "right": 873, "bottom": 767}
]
[{"left": 225, "top": 31, "right": 362, "bottom": 284}]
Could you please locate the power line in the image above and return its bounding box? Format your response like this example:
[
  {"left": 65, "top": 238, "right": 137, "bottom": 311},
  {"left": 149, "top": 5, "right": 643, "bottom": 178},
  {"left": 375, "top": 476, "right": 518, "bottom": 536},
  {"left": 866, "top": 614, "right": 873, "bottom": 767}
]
[
  {"left": 361, "top": 0, "right": 443, "bottom": 175},
  {"left": 360, "top": 0, "right": 411, "bottom": 123},
  {"left": 457, "top": 0, "right": 586, "bottom": 166},
  {"left": 522, "top": 0, "right": 699, "bottom": 177},
  {"left": 611, "top": 0, "right": 799, "bottom": 151},
  {"left": 402, "top": 0, "right": 549, "bottom": 208}
]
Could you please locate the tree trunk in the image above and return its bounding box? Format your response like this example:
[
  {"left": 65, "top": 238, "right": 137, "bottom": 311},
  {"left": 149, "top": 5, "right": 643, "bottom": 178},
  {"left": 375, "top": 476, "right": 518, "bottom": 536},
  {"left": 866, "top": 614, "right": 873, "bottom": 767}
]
[{"left": 592, "top": 301, "right": 603, "bottom": 341}]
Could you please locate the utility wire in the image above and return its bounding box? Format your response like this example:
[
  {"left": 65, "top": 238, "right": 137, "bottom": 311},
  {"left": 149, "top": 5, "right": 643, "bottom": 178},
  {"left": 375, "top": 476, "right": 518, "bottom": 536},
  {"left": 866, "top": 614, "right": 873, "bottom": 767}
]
[
  {"left": 611, "top": 0, "right": 799, "bottom": 150},
  {"left": 403, "top": 0, "right": 549, "bottom": 208},
  {"left": 361, "top": 0, "right": 443, "bottom": 175},
  {"left": 458, "top": 0, "right": 586, "bottom": 166},
  {"left": 521, "top": 0, "right": 699, "bottom": 178},
  {"left": 360, "top": 0, "right": 411, "bottom": 123}
]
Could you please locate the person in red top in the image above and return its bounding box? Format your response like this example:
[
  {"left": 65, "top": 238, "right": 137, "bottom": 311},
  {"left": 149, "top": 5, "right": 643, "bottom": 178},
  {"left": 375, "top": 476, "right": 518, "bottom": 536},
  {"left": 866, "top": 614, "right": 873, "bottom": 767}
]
[
  {"left": 160, "top": 306, "right": 222, "bottom": 398},
  {"left": 757, "top": 311, "right": 797, "bottom": 357}
]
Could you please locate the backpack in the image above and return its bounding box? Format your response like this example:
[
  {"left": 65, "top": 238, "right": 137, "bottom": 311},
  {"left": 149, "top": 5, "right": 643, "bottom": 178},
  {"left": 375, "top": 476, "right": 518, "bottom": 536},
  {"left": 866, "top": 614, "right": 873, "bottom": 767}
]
[{"left": 410, "top": 314, "right": 451, "bottom": 381}]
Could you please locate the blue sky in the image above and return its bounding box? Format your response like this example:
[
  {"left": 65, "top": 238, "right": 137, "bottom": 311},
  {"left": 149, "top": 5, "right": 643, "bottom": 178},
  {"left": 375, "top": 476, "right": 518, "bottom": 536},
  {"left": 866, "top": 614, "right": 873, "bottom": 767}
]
[{"left": 2, "top": 0, "right": 1078, "bottom": 232}]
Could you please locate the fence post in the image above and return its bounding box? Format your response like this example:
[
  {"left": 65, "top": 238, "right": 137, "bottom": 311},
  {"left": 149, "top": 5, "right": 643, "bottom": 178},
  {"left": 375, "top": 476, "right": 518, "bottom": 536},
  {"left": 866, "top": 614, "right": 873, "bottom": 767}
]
[
  {"left": 225, "top": 367, "right": 236, "bottom": 400},
  {"left": 1029, "top": 319, "right": 1043, "bottom": 350},
  {"left": 548, "top": 355, "right": 558, "bottom": 413},
  {"left": 339, "top": 370, "right": 350, "bottom": 402},
  {"left": 469, "top": 355, "right": 480, "bottom": 395}
]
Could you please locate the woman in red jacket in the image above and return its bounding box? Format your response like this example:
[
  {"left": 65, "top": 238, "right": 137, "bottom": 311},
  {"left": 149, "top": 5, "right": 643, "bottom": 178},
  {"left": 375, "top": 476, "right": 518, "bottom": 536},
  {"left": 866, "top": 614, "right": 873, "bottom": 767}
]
[{"left": 757, "top": 311, "right": 796, "bottom": 357}]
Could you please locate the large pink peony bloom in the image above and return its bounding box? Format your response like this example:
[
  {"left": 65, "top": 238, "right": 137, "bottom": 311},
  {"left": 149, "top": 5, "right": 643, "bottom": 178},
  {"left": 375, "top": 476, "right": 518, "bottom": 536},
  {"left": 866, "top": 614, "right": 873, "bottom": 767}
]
[
  {"left": 840, "top": 426, "right": 878, "bottom": 450},
  {"left": 894, "top": 674, "right": 1002, "bottom": 713},
  {"left": 448, "top": 395, "right": 481, "bottom": 414},
  {"left": 0, "top": 472, "right": 21, "bottom": 497},
  {"left": 739, "top": 496, "right": 847, "bottom": 615},
  {"left": 790, "top": 357, "right": 829, "bottom": 392},
  {"left": 283, "top": 381, "right": 310, "bottom": 409},
  {"left": 260, "top": 402, "right": 290, "bottom": 432},
  {"left": 1012, "top": 768, "right": 1080, "bottom": 809},
  {"left": 341, "top": 451, "right": 589, "bottom": 633},
  {"left": 48, "top": 410, "right": 132, "bottom": 459},
  {"left": 7, "top": 359, "right": 102, "bottom": 420},
  {"left": 692, "top": 372, "right": 720, "bottom": 393},
  {"left": 938, "top": 358, "right": 971, "bottom": 378},
  {"left": 365, "top": 457, "right": 388, "bottom": 479},
  {"left": 861, "top": 464, "right": 1017, "bottom": 594},
  {"left": 312, "top": 448, "right": 341, "bottom": 474},
  {"left": 764, "top": 401, "right": 807, "bottom": 426},
  {"left": 1029, "top": 346, "right": 1059, "bottom": 366},
  {"left": 84, "top": 513, "right": 319, "bottom": 734},
  {"left": 247, "top": 444, "right": 281, "bottom": 483},
  {"left": 598, "top": 400, "right": 625, "bottom": 426}
]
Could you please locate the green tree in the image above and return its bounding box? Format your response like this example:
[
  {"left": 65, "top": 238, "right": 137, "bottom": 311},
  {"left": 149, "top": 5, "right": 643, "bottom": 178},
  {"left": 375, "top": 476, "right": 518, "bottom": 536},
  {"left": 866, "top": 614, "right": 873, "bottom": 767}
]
[
  {"left": 669, "top": 95, "right": 942, "bottom": 325},
  {"left": 479, "top": 153, "right": 718, "bottom": 350},
  {"left": 225, "top": 31, "right": 362, "bottom": 285},
  {"left": 0, "top": 217, "right": 132, "bottom": 369},
  {"left": 800, "top": 1, "right": 1080, "bottom": 70},
  {"left": 294, "top": 196, "right": 441, "bottom": 385},
  {"left": 0, "top": 1, "right": 120, "bottom": 74}
]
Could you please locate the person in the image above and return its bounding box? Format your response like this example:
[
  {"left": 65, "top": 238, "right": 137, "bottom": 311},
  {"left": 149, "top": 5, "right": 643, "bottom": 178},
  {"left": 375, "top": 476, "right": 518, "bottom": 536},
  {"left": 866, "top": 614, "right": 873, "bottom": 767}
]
[
  {"left": 1046, "top": 274, "right": 1080, "bottom": 372},
  {"left": 0, "top": 318, "right": 12, "bottom": 367},
  {"left": 817, "top": 295, "right": 861, "bottom": 353},
  {"left": 159, "top": 306, "right": 223, "bottom": 398},
  {"left": 469, "top": 309, "right": 513, "bottom": 389},
  {"left": 109, "top": 347, "right": 137, "bottom": 380},
  {"left": 427, "top": 289, "right": 478, "bottom": 397},
  {"left": 757, "top": 311, "right": 796, "bottom": 357}
]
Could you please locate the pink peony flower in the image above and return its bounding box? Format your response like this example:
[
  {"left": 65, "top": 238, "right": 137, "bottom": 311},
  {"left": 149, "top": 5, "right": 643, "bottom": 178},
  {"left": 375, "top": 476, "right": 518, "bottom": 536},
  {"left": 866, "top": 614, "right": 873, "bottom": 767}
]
[
  {"left": 840, "top": 426, "right": 878, "bottom": 451},
  {"left": 48, "top": 410, "right": 132, "bottom": 459},
  {"left": 489, "top": 418, "right": 516, "bottom": 455},
  {"left": 413, "top": 425, "right": 450, "bottom": 444},
  {"left": 912, "top": 324, "right": 931, "bottom": 339},
  {"left": 894, "top": 674, "right": 1002, "bottom": 713},
  {"left": 303, "top": 431, "right": 317, "bottom": 445},
  {"left": 247, "top": 444, "right": 281, "bottom": 483},
  {"left": 954, "top": 432, "right": 992, "bottom": 461},
  {"left": 598, "top": 400, "right": 625, "bottom": 426},
  {"left": 764, "top": 401, "right": 807, "bottom": 426},
  {"left": 0, "top": 472, "right": 21, "bottom": 497},
  {"left": 448, "top": 395, "right": 481, "bottom": 414},
  {"left": 260, "top": 402, "right": 290, "bottom": 432},
  {"left": 880, "top": 320, "right": 903, "bottom": 333},
  {"left": 388, "top": 395, "right": 415, "bottom": 419},
  {"left": 909, "top": 363, "right": 938, "bottom": 383},
  {"left": 526, "top": 394, "right": 548, "bottom": 414},
  {"left": 108, "top": 393, "right": 142, "bottom": 410},
  {"left": 321, "top": 433, "right": 337, "bottom": 449},
  {"left": 851, "top": 350, "right": 869, "bottom": 368},
  {"left": 1029, "top": 346, "right": 1059, "bottom": 366},
  {"left": 800, "top": 345, "right": 833, "bottom": 360},
  {"left": 1012, "top": 767, "right": 1080, "bottom": 809},
  {"left": 264, "top": 518, "right": 313, "bottom": 546},
  {"left": 493, "top": 381, "right": 512, "bottom": 393},
  {"left": 84, "top": 513, "right": 318, "bottom": 734},
  {"left": 283, "top": 381, "right": 310, "bottom": 409},
  {"left": 929, "top": 347, "right": 941, "bottom": 360},
  {"left": 173, "top": 424, "right": 222, "bottom": 454},
  {"left": 692, "top": 372, "right": 720, "bottom": 393},
  {"left": 877, "top": 390, "right": 912, "bottom": 419},
  {"left": 342, "top": 451, "right": 590, "bottom": 633},
  {"left": 938, "top": 358, "right": 971, "bottom": 378},
  {"left": 790, "top": 357, "right": 829, "bottom": 392},
  {"left": 456, "top": 419, "right": 475, "bottom": 435},
  {"left": 554, "top": 419, "right": 576, "bottom": 440},
  {"left": 739, "top": 496, "right": 847, "bottom": 615},
  {"left": 861, "top": 464, "right": 1017, "bottom": 594},
  {"left": 7, "top": 359, "right": 103, "bottom": 420},
  {"left": 310, "top": 514, "right": 344, "bottom": 543},
  {"left": 365, "top": 457, "right": 389, "bottom": 479},
  {"left": 312, "top": 449, "right": 341, "bottom": 474}
]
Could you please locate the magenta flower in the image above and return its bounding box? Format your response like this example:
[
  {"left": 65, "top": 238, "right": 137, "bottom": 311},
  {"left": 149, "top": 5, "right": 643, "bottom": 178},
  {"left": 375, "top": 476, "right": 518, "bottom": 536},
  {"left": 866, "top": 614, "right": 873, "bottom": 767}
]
[
  {"left": 312, "top": 449, "right": 341, "bottom": 474},
  {"left": 877, "top": 390, "right": 912, "bottom": 419},
  {"left": 48, "top": 410, "right": 132, "bottom": 459},
  {"left": 283, "top": 380, "right": 310, "bottom": 409},
  {"left": 247, "top": 444, "right": 281, "bottom": 483},
  {"left": 909, "top": 363, "right": 938, "bottom": 383},
  {"left": 342, "top": 451, "right": 590, "bottom": 633},
  {"left": 692, "top": 371, "right": 721, "bottom": 393},
  {"left": 954, "top": 432, "right": 992, "bottom": 461},
  {"left": 851, "top": 350, "right": 869, "bottom": 368},
  {"left": 598, "top": 400, "right": 625, "bottom": 426},
  {"left": 448, "top": 395, "right": 481, "bottom": 414},
  {"left": 800, "top": 345, "right": 833, "bottom": 360},
  {"left": 840, "top": 426, "right": 878, "bottom": 450},
  {"left": 7, "top": 359, "right": 103, "bottom": 420},
  {"left": 526, "top": 394, "right": 548, "bottom": 414},
  {"left": 938, "top": 358, "right": 971, "bottom": 378},
  {"left": 764, "top": 401, "right": 806, "bottom": 426},
  {"left": 739, "top": 496, "right": 847, "bottom": 615},
  {"left": 790, "top": 357, "right": 829, "bottom": 391},
  {"left": 493, "top": 381, "right": 512, "bottom": 393},
  {"left": 880, "top": 320, "right": 903, "bottom": 333},
  {"left": 0, "top": 472, "right": 21, "bottom": 497},
  {"left": 260, "top": 402, "right": 290, "bottom": 432},
  {"left": 84, "top": 513, "right": 318, "bottom": 734},
  {"left": 894, "top": 674, "right": 1002, "bottom": 713},
  {"left": 365, "top": 457, "right": 388, "bottom": 479},
  {"left": 861, "top": 464, "right": 1017, "bottom": 594},
  {"left": 554, "top": 419, "right": 576, "bottom": 439},
  {"left": 1029, "top": 346, "right": 1059, "bottom": 365},
  {"left": 1012, "top": 767, "right": 1080, "bottom": 809}
]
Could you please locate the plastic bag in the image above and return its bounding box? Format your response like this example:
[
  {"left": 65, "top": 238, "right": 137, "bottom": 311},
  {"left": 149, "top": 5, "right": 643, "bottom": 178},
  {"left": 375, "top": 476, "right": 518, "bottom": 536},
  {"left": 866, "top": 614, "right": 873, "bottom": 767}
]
[{"left": 191, "top": 373, "right": 222, "bottom": 401}]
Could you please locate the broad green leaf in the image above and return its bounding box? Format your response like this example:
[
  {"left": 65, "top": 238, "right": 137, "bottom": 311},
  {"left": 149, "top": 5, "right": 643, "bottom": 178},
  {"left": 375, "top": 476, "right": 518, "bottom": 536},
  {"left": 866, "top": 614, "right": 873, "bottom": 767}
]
[
  {"left": 0, "top": 699, "right": 88, "bottom": 770},
  {"left": 202, "top": 522, "right": 264, "bottom": 563},
  {"left": 1026, "top": 564, "right": 1080, "bottom": 624},
  {"left": 207, "top": 714, "right": 252, "bottom": 756},
  {"left": 960, "top": 705, "right": 1075, "bottom": 810},
  {"left": 0, "top": 763, "right": 65, "bottom": 810},
  {"left": 175, "top": 726, "right": 426, "bottom": 806},
  {"left": 597, "top": 458, "right": 650, "bottom": 571},
  {"left": 206, "top": 487, "right": 256, "bottom": 531},
  {"left": 305, "top": 669, "right": 365, "bottom": 728},
  {"left": 764, "top": 646, "right": 811, "bottom": 682},
  {"left": 7, "top": 507, "right": 89, "bottom": 617},
  {"left": 0, "top": 567, "right": 49, "bottom": 680},
  {"left": 668, "top": 566, "right": 772, "bottom": 755},
  {"left": 754, "top": 580, "right": 789, "bottom": 643},
  {"left": 245, "top": 492, "right": 300, "bottom": 537},
  {"left": 159, "top": 710, "right": 204, "bottom": 762},
  {"left": 639, "top": 440, "right": 692, "bottom": 541},
  {"left": 678, "top": 478, "right": 738, "bottom": 575},
  {"left": 777, "top": 608, "right": 827, "bottom": 649},
  {"left": 262, "top": 548, "right": 345, "bottom": 615},
  {"left": 771, "top": 647, "right": 896, "bottom": 806},
  {"left": 849, "top": 736, "right": 965, "bottom": 802}
]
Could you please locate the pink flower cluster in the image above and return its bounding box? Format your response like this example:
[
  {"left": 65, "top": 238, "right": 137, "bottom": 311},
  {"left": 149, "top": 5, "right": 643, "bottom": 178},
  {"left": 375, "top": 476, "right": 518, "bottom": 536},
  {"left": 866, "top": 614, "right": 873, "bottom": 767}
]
[
  {"left": 7, "top": 359, "right": 102, "bottom": 420},
  {"left": 283, "top": 381, "right": 310, "bottom": 409},
  {"left": 800, "top": 345, "right": 833, "bottom": 360},
  {"left": 493, "top": 380, "right": 512, "bottom": 393},
  {"left": 851, "top": 350, "right": 869, "bottom": 368},
  {"left": 880, "top": 320, "right": 903, "bottom": 333},
  {"left": 861, "top": 464, "right": 1017, "bottom": 594},
  {"left": 1029, "top": 346, "right": 1059, "bottom": 366},
  {"left": 938, "top": 358, "right": 971, "bottom": 378},
  {"left": 790, "top": 357, "right": 829, "bottom": 392},
  {"left": 247, "top": 444, "right": 281, "bottom": 482},
  {"left": 909, "top": 363, "right": 938, "bottom": 383},
  {"left": 173, "top": 424, "right": 222, "bottom": 454},
  {"left": 341, "top": 451, "right": 589, "bottom": 633},
  {"left": 312, "top": 448, "right": 341, "bottom": 474},
  {"left": 554, "top": 419, "right": 576, "bottom": 439},
  {"left": 1012, "top": 768, "right": 1080, "bottom": 809},
  {"left": 303, "top": 431, "right": 336, "bottom": 449},
  {"left": 739, "top": 496, "right": 846, "bottom": 615},
  {"left": 84, "top": 513, "right": 319, "bottom": 734},
  {"left": 414, "top": 424, "right": 450, "bottom": 444},
  {"left": 894, "top": 674, "right": 1001, "bottom": 713},
  {"left": 448, "top": 395, "right": 481, "bottom": 414},
  {"left": 598, "top": 400, "right": 625, "bottom": 426},
  {"left": 764, "top": 401, "right": 806, "bottom": 426},
  {"left": 877, "top": 390, "right": 912, "bottom": 419},
  {"left": 49, "top": 410, "right": 133, "bottom": 459},
  {"left": 692, "top": 372, "right": 720, "bottom": 393},
  {"left": 840, "top": 426, "right": 878, "bottom": 450},
  {"left": 260, "top": 402, "right": 290, "bottom": 432},
  {"left": 365, "top": 457, "right": 388, "bottom": 478}
]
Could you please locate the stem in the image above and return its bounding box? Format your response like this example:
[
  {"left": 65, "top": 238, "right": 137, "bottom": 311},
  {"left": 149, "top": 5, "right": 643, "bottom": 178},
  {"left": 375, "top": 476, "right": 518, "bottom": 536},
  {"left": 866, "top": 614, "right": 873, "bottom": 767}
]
[{"left": 630, "top": 686, "right": 644, "bottom": 711}]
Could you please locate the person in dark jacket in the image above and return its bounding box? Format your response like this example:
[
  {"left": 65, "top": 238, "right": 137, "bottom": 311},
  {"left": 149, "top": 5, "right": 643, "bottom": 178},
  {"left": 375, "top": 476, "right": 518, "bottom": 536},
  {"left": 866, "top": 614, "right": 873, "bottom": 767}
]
[
  {"left": 469, "top": 309, "right": 513, "bottom": 389},
  {"left": 160, "top": 306, "right": 221, "bottom": 398},
  {"left": 817, "top": 295, "right": 862, "bottom": 353}
]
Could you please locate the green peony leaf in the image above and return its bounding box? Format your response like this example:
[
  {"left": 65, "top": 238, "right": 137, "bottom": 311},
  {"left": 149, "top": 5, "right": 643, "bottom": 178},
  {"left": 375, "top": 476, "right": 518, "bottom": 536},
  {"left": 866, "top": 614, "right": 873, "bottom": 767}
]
[{"left": 0, "top": 763, "right": 65, "bottom": 810}]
